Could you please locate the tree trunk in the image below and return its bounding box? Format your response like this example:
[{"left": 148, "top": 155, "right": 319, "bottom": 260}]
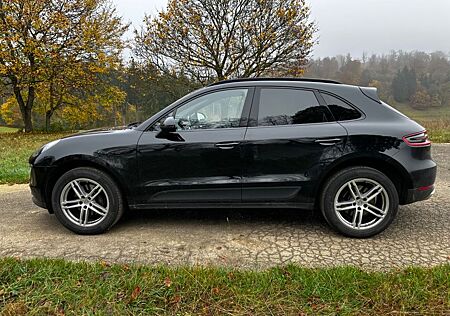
[
  {"left": 12, "top": 84, "right": 34, "bottom": 133},
  {"left": 23, "top": 106, "right": 33, "bottom": 133},
  {"left": 45, "top": 110, "right": 52, "bottom": 132}
]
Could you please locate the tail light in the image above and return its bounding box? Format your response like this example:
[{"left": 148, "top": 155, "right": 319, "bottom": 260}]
[{"left": 402, "top": 130, "right": 431, "bottom": 147}]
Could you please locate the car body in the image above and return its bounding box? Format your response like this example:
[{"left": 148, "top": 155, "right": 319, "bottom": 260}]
[{"left": 29, "top": 78, "right": 436, "bottom": 237}]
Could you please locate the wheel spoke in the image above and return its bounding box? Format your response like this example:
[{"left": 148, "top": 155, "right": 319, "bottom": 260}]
[
  {"left": 71, "top": 181, "right": 86, "bottom": 198},
  {"left": 351, "top": 210, "right": 363, "bottom": 229},
  {"left": 347, "top": 182, "right": 358, "bottom": 199},
  {"left": 87, "top": 184, "right": 102, "bottom": 199},
  {"left": 79, "top": 207, "right": 88, "bottom": 225},
  {"left": 351, "top": 210, "right": 359, "bottom": 228},
  {"left": 62, "top": 199, "right": 82, "bottom": 209},
  {"left": 357, "top": 211, "right": 363, "bottom": 228},
  {"left": 351, "top": 181, "right": 362, "bottom": 197},
  {"left": 364, "top": 185, "right": 383, "bottom": 202},
  {"left": 88, "top": 202, "right": 107, "bottom": 216},
  {"left": 335, "top": 200, "right": 357, "bottom": 212},
  {"left": 366, "top": 203, "right": 386, "bottom": 216}
]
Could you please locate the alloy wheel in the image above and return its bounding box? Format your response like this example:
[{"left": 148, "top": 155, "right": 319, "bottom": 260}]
[
  {"left": 334, "top": 178, "right": 389, "bottom": 230},
  {"left": 59, "top": 178, "right": 109, "bottom": 227}
]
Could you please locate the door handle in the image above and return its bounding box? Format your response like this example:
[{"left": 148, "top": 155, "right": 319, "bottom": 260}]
[
  {"left": 215, "top": 142, "right": 240, "bottom": 149},
  {"left": 314, "top": 138, "right": 343, "bottom": 146}
]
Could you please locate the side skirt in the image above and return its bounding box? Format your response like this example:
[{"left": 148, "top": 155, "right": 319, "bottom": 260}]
[{"left": 129, "top": 202, "right": 315, "bottom": 210}]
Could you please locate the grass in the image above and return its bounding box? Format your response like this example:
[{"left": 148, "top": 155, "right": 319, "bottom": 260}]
[
  {"left": 0, "top": 126, "right": 19, "bottom": 133},
  {"left": 0, "top": 132, "right": 69, "bottom": 184},
  {"left": 0, "top": 258, "right": 448, "bottom": 315}
]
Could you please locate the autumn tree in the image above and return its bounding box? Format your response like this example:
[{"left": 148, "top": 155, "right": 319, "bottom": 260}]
[
  {"left": 134, "top": 0, "right": 316, "bottom": 83},
  {"left": 0, "top": 0, "right": 127, "bottom": 132}
]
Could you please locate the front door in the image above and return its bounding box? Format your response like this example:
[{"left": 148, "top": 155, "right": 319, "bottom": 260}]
[
  {"left": 136, "top": 88, "right": 253, "bottom": 206},
  {"left": 242, "top": 87, "right": 347, "bottom": 207}
]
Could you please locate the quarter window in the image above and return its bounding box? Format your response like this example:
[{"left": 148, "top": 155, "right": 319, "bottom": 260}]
[
  {"left": 321, "top": 93, "right": 361, "bottom": 121},
  {"left": 257, "top": 88, "right": 331, "bottom": 126}
]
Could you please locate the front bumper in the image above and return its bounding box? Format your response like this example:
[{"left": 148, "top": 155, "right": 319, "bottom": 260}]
[{"left": 30, "top": 166, "right": 53, "bottom": 212}]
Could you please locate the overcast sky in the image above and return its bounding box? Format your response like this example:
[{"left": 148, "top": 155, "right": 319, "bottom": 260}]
[{"left": 113, "top": 0, "right": 450, "bottom": 58}]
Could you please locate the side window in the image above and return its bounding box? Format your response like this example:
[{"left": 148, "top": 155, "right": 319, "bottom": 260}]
[
  {"left": 168, "top": 89, "right": 248, "bottom": 130},
  {"left": 321, "top": 93, "right": 362, "bottom": 121},
  {"left": 257, "top": 88, "right": 331, "bottom": 126}
]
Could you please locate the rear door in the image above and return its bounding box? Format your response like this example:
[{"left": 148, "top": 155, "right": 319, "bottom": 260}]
[{"left": 242, "top": 87, "right": 348, "bottom": 207}]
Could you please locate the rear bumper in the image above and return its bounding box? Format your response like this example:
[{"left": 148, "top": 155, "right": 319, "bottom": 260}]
[
  {"left": 403, "top": 185, "right": 435, "bottom": 204},
  {"left": 401, "top": 158, "right": 436, "bottom": 205}
]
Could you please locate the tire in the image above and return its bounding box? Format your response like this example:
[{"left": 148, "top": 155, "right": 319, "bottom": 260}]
[
  {"left": 51, "top": 167, "right": 124, "bottom": 234},
  {"left": 320, "top": 166, "right": 399, "bottom": 238}
]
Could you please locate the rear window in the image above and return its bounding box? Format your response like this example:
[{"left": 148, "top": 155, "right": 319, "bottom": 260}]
[
  {"left": 258, "top": 88, "right": 331, "bottom": 126},
  {"left": 321, "top": 93, "right": 361, "bottom": 121}
]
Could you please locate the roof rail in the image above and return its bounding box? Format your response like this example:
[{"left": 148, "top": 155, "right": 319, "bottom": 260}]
[{"left": 208, "top": 77, "right": 341, "bottom": 86}]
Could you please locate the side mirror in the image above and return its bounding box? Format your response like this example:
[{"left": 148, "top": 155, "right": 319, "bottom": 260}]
[{"left": 161, "top": 116, "right": 177, "bottom": 133}]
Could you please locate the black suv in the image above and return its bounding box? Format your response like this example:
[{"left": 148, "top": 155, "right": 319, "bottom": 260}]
[{"left": 29, "top": 78, "right": 436, "bottom": 237}]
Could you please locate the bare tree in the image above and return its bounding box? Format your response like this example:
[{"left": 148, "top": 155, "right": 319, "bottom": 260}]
[{"left": 134, "top": 0, "right": 317, "bottom": 84}]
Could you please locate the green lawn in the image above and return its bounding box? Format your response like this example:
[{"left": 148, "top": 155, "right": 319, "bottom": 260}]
[
  {"left": 0, "top": 132, "right": 69, "bottom": 184},
  {"left": 0, "top": 126, "right": 19, "bottom": 133},
  {"left": 0, "top": 258, "right": 448, "bottom": 315}
]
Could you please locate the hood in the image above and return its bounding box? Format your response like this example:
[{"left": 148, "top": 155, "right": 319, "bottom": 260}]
[{"left": 62, "top": 125, "right": 136, "bottom": 139}]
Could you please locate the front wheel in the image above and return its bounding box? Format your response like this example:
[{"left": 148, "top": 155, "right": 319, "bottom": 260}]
[
  {"left": 51, "top": 167, "right": 124, "bottom": 234},
  {"left": 320, "top": 167, "right": 399, "bottom": 238}
]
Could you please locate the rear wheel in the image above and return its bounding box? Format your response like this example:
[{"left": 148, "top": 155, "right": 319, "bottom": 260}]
[
  {"left": 51, "top": 167, "right": 124, "bottom": 234},
  {"left": 320, "top": 167, "right": 398, "bottom": 238}
]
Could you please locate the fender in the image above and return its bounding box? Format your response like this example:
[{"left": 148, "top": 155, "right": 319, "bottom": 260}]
[{"left": 313, "top": 151, "right": 413, "bottom": 200}]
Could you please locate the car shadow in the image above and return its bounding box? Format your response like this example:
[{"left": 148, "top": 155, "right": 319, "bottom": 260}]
[{"left": 120, "top": 207, "right": 325, "bottom": 226}]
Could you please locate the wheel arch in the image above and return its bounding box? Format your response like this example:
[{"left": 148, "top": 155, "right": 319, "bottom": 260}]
[
  {"left": 44, "top": 155, "right": 129, "bottom": 213},
  {"left": 314, "top": 153, "right": 413, "bottom": 207}
]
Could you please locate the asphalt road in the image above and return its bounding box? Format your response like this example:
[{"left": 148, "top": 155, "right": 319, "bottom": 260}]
[{"left": 0, "top": 145, "right": 449, "bottom": 270}]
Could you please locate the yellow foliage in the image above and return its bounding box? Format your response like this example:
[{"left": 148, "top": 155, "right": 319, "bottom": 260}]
[
  {"left": 0, "top": 0, "right": 128, "bottom": 130},
  {"left": 0, "top": 97, "right": 21, "bottom": 126}
]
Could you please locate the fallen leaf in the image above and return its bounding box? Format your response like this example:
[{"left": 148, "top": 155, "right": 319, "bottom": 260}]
[
  {"left": 164, "top": 277, "right": 172, "bottom": 287},
  {"left": 130, "top": 286, "right": 141, "bottom": 301},
  {"left": 100, "top": 260, "right": 111, "bottom": 268},
  {"left": 170, "top": 295, "right": 181, "bottom": 304},
  {"left": 211, "top": 287, "right": 220, "bottom": 294}
]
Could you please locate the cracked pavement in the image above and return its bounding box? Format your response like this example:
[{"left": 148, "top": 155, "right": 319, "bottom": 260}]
[{"left": 0, "top": 145, "right": 449, "bottom": 270}]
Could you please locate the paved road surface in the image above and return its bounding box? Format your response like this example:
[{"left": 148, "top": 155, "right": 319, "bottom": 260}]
[{"left": 0, "top": 145, "right": 449, "bottom": 269}]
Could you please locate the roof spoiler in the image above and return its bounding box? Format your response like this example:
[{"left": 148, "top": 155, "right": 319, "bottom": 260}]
[{"left": 359, "top": 87, "right": 381, "bottom": 104}]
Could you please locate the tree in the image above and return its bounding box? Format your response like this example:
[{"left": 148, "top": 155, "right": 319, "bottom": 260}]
[
  {"left": 410, "top": 88, "right": 432, "bottom": 110},
  {"left": 337, "top": 54, "right": 362, "bottom": 85},
  {"left": 0, "top": 0, "right": 127, "bottom": 132},
  {"left": 122, "top": 59, "right": 201, "bottom": 119},
  {"left": 392, "top": 66, "right": 416, "bottom": 103},
  {"left": 134, "top": 0, "right": 316, "bottom": 83}
]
